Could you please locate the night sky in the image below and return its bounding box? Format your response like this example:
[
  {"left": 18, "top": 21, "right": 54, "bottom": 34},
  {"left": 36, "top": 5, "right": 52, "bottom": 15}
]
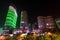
[{"left": 0, "top": 0, "right": 60, "bottom": 27}]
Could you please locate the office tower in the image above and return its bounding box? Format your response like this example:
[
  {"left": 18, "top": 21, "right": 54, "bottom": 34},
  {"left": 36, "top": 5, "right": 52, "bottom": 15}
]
[
  {"left": 4, "top": 5, "right": 18, "bottom": 30},
  {"left": 37, "top": 16, "right": 45, "bottom": 33},
  {"left": 20, "top": 11, "right": 22, "bottom": 29},
  {"left": 45, "top": 16, "right": 56, "bottom": 29},
  {"left": 20, "top": 10, "right": 28, "bottom": 29},
  {"left": 45, "top": 16, "right": 56, "bottom": 32}
]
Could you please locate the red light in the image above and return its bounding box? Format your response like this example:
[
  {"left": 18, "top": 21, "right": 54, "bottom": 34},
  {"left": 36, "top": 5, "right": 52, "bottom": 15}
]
[{"left": 22, "top": 30, "right": 27, "bottom": 33}]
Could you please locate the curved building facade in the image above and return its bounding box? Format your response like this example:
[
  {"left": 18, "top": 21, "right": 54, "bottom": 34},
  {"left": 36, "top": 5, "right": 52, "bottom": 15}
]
[{"left": 4, "top": 5, "right": 18, "bottom": 29}]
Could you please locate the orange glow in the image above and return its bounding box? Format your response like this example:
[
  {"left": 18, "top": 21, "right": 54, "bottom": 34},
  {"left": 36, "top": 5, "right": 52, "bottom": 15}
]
[
  {"left": 0, "top": 35, "right": 5, "bottom": 40},
  {"left": 47, "top": 32, "right": 52, "bottom": 36}
]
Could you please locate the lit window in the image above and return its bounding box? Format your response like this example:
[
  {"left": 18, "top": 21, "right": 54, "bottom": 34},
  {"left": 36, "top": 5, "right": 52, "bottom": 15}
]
[{"left": 21, "top": 21, "right": 24, "bottom": 23}]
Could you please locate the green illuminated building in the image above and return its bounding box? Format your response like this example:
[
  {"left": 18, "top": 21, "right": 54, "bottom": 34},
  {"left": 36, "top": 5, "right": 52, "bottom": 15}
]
[{"left": 4, "top": 5, "right": 18, "bottom": 30}]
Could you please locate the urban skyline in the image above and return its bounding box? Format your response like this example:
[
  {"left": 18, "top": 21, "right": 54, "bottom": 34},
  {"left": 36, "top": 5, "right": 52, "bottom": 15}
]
[
  {"left": 1, "top": 5, "right": 60, "bottom": 32},
  {"left": 0, "top": 5, "right": 60, "bottom": 31},
  {"left": 0, "top": 1, "right": 60, "bottom": 30},
  {"left": 1, "top": 1, "right": 60, "bottom": 40}
]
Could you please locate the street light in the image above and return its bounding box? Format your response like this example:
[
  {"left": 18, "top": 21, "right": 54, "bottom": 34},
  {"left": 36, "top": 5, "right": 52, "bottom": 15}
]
[{"left": 47, "top": 32, "right": 52, "bottom": 36}]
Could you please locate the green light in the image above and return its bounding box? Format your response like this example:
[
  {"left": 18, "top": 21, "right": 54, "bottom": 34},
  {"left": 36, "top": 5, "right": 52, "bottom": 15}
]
[
  {"left": 8, "top": 9, "right": 17, "bottom": 16},
  {"left": 0, "top": 28, "right": 2, "bottom": 34},
  {"left": 5, "top": 21, "right": 15, "bottom": 25},
  {"left": 6, "top": 17, "right": 17, "bottom": 23},
  {"left": 56, "top": 22, "right": 60, "bottom": 29},
  {"left": 4, "top": 6, "right": 17, "bottom": 29}
]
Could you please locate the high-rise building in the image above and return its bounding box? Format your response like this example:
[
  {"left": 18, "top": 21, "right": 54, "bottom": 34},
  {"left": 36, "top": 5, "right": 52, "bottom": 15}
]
[
  {"left": 45, "top": 16, "right": 56, "bottom": 32},
  {"left": 45, "top": 16, "right": 56, "bottom": 29},
  {"left": 20, "top": 10, "right": 28, "bottom": 29},
  {"left": 4, "top": 5, "right": 18, "bottom": 30},
  {"left": 37, "top": 16, "right": 45, "bottom": 33}
]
